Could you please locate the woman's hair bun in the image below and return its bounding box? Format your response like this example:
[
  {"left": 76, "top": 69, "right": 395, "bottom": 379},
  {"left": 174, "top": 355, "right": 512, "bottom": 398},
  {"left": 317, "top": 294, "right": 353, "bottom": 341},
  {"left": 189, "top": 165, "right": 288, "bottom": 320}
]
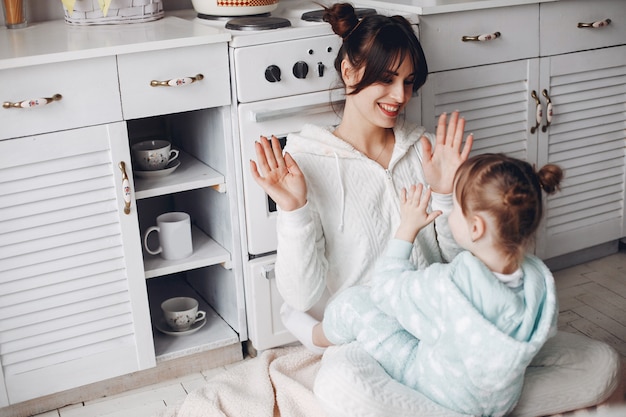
[{"left": 322, "top": 3, "right": 359, "bottom": 38}]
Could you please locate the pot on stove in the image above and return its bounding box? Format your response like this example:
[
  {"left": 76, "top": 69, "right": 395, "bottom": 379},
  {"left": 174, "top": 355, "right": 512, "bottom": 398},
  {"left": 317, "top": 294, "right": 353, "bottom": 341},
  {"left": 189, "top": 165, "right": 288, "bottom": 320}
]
[{"left": 191, "top": 0, "right": 279, "bottom": 17}]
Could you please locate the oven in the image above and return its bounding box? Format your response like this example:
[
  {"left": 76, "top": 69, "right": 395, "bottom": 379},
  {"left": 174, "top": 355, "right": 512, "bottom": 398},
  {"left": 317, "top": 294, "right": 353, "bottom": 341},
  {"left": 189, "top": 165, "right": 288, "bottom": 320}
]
[
  {"left": 187, "top": 0, "right": 420, "bottom": 351},
  {"left": 233, "top": 38, "right": 344, "bottom": 351}
]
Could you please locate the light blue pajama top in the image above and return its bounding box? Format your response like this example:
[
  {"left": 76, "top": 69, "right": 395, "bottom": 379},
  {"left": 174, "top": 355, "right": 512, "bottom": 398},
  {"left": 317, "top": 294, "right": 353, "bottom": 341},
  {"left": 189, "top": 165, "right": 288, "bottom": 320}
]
[{"left": 323, "top": 240, "right": 558, "bottom": 416}]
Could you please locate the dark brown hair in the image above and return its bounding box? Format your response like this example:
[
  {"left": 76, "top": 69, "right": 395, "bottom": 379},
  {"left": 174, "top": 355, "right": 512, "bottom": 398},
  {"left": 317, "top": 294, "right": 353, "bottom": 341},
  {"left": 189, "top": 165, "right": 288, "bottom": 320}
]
[
  {"left": 322, "top": 3, "right": 428, "bottom": 95},
  {"left": 454, "top": 153, "right": 564, "bottom": 262}
]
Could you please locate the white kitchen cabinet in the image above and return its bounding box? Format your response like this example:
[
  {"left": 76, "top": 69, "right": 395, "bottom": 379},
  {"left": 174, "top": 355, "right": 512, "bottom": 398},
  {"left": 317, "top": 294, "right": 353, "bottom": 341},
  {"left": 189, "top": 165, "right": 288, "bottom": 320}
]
[
  {"left": 115, "top": 34, "right": 244, "bottom": 363},
  {"left": 128, "top": 106, "right": 246, "bottom": 363},
  {"left": 0, "top": 123, "right": 154, "bottom": 405},
  {"left": 418, "top": 0, "right": 626, "bottom": 260},
  {"left": 535, "top": 46, "right": 626, "bottom": 259},
  {"left": 534, "top": 0, "right": 626, "bottom": 259},
  {"left": 0, "top": 17, "right": 243, "bottom": 407}
]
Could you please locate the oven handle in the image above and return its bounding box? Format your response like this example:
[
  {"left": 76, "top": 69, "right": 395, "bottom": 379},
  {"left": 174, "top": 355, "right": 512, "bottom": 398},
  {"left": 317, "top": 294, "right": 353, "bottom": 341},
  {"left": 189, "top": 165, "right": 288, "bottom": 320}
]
[{"left": 251, "top": 100, "right": 344, "bottom": 123}]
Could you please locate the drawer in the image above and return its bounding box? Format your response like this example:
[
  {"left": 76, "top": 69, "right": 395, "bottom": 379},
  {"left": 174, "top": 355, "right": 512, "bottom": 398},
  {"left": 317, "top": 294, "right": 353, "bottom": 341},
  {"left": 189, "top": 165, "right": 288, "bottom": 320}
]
[
  {"left": 0, "top": 56, "right": 122, "bottom": 140},
  {"left": 419, "top": 5, "right": 539, "bottom": 73},
  {"left": 540, "top": 0, "right": 626, "bottom": 56},
  {"left": 117, "top": 44, "right": 230, "bottom": 120}
]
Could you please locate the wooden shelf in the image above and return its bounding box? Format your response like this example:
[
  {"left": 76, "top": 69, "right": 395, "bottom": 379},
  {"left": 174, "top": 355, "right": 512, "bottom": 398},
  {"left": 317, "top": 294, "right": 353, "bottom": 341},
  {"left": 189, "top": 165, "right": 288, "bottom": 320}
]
[
  {"left": 133, "top": 151, "right": 225, "bottom": 200},
  {"left": 143, "top": 226, "right": 231, "bottom": 279},
  {"left": 147, "top": 277, "right": 240, "bottom": 363}
]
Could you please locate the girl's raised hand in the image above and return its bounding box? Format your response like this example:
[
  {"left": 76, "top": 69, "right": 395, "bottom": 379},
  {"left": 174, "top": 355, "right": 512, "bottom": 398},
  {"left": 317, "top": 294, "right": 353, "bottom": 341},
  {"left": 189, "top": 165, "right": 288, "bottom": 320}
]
[
  {"left": 395, "top": 184, "right": 442, "bottom": 243},
  {"left": 250, "top": 135, "right": 308, "bottom": 212},
  {"left": 420, "top": 111, "right": 473, "bottom": 194}
]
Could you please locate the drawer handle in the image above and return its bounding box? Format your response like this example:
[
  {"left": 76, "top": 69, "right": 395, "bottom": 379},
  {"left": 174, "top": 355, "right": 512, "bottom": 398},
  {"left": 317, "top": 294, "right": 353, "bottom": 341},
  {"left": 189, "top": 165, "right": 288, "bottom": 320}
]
[
  {"left": 541, "top": 89, "right": 553, "bottom": 133},
  {"left": 118, "top": 161, "right": 132, "bottom": 215},
  {"left": 150, "top": 74, "right": 204, "bottom": 87},
  {"left": 461, "top": 31, "right": 500, "bottom": 42},
  {"left": 530, "top": 90, "right": 542, "bottom": 134},
  {"left": 577, "top": 19, "right": 611, "bottom": 29},
  {"left": 2, "top": 93, "right": 62, "bottom": 109}
]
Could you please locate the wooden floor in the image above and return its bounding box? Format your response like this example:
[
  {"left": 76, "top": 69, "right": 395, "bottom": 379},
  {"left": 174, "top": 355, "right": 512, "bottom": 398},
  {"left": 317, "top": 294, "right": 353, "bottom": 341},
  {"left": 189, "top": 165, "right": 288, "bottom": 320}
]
[{"left": 555, "top": 243, "right": 626, "bottom": 361}]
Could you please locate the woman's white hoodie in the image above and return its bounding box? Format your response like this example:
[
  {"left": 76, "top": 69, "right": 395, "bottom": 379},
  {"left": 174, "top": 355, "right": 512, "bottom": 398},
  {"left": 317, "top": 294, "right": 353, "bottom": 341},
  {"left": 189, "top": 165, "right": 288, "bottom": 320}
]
[{"left": 275, "top": 121, "right": 461, "bottom": 311}]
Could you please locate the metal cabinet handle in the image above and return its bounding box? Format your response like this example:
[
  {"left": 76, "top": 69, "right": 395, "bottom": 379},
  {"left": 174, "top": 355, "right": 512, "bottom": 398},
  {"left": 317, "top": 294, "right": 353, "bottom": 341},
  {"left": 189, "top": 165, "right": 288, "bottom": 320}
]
[
  {"left": 118, "top": 161, "right": 132, "bottom": 215},
  {"left": 577, "top": 19, "right": 611, "bottom": 29},
  {"left": 530, "top": 90, "right": 543, "bottom": 134},
  {"left": 150, "top": 74, "right": 204, "bottom": 87},
  {"left": 3, "top": 93, "right": 62, "bottom": 109},
  {"left": 462, "top": 31, "right": 501, "bottom": 42},
  {"left": 541, "top": 89, "right": 553, "bottom": 132}
]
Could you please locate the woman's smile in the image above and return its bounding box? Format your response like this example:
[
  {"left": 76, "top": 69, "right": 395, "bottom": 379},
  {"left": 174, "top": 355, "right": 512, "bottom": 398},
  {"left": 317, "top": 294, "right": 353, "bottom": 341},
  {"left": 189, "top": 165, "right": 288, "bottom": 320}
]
[{"left": 379, "top": 103, "right": 401, "bottom": 117}]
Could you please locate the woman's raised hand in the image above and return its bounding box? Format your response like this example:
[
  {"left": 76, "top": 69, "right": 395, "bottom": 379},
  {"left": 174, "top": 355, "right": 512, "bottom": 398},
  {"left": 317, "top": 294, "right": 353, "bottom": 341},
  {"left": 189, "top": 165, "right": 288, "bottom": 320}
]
[
  {"left": 250, "top": 135, "right": 308, "bottom": 212},
  {"left": 420, "top": 111, "right": 473, "bottom": 194}
]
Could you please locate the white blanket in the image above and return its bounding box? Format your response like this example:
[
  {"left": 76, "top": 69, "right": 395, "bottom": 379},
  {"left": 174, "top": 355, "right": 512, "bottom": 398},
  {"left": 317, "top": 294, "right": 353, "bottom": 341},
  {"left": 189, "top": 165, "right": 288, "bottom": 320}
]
[
  {"left": 156, "top": 333, "right": 623, "bottom": 417},
  {"left": 157, "top": 346, "right": 327, "bottom": 417}
]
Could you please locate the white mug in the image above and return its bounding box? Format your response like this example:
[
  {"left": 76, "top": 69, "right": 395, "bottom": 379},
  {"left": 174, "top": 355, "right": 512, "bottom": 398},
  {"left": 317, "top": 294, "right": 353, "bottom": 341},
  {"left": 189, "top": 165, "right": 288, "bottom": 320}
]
[
  {"left": 161, "top": 297, "right": 206, "bottom": 331},
  {"left": 132, "top": 139, "right": 179, "bottom": 171},
  {"left": 143, "top": 212, "right": 193, "bottom": 260}
]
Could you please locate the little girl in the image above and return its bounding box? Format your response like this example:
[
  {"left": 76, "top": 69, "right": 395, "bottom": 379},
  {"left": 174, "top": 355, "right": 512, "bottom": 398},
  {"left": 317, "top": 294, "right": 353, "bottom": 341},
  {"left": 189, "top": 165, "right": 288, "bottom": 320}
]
[{"left": 313, "top": 153, "right": 564, "bottom": 416}]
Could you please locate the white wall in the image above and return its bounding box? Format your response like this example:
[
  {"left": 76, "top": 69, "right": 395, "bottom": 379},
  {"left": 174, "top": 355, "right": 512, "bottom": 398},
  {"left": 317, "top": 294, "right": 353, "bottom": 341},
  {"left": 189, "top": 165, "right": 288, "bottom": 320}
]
[{"left": 2, "top": 0, "right": 192, "bottom": 26}]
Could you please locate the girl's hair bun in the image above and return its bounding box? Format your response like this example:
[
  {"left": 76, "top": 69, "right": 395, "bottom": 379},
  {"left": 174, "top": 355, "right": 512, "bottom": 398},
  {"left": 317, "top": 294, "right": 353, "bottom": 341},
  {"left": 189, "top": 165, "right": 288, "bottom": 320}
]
[{"left": 537, "top": 164, "right": 563, "bottom": 195}]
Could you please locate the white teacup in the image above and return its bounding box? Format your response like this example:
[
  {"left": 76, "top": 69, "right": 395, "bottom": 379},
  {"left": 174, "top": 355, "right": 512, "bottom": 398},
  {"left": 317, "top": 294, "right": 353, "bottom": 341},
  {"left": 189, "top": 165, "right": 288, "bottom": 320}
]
[
  {"left": 132, "top": 139, "right": 179, "bottom": 171},
  {"left": 161, "top": 297, "right": 206, "bottom": 332},
  {"left": 143, "top": 212, "right": 193, "bottom": 260}
]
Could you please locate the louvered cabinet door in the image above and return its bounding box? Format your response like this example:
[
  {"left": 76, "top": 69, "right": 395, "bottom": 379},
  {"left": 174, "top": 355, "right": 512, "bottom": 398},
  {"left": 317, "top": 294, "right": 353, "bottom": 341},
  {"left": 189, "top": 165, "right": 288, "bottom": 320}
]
[
  {"left": 421, "top": 58, "right": 540, "bottom": 162},
  {"left": 535, "top": 46, "right": 626, "bottom": 259},
  {"left": 0, "top": 123, "right": 155, "bottom": 405}
]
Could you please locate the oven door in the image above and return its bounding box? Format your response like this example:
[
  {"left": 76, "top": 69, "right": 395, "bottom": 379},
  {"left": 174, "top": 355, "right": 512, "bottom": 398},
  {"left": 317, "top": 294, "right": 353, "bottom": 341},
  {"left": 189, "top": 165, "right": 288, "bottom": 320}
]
[{"left": 238, "top": 89, "right": 344, "bottom": 256}]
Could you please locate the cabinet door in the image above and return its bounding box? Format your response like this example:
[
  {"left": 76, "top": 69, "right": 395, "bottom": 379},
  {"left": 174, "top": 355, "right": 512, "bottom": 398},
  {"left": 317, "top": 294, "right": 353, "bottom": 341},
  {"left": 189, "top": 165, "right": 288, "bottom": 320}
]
[
  {"left": 0, "top": 123, "right": 155, "bottom": 404},
  {"left": 535, "top": 46, "right": 626, "bottom": 259},
  {"left": 421, "top": 59, "right": 540, "bottom": 162}
]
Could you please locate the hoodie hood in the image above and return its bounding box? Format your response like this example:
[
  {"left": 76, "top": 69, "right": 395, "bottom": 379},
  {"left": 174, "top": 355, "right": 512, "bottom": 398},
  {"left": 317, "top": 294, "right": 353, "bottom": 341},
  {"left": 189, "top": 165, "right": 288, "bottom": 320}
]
[
  {"left": 447, "top": 253, "right": 558, "bottom": 393},
  {"left": 286, "top": 120, "right": 427, "bottom": 165},
  {"left": 285, "top": 120, "right": 428, "bottom": 232}
]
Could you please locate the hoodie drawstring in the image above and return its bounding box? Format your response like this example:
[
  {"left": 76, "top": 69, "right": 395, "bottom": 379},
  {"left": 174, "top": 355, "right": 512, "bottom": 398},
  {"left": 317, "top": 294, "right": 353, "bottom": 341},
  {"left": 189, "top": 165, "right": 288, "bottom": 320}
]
[{"left": 334, "top": 151, "right": 345, "bottom": 232}]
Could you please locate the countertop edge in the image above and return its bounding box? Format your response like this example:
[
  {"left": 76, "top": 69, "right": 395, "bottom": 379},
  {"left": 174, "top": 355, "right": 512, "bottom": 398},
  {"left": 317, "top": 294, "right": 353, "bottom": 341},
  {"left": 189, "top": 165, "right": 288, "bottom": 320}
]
[
  {"left": 357, "top": 0, "right": 560, "bottom": 15},
  {"left": 0, "top": 15, "right": 231, "bottom": 70}
]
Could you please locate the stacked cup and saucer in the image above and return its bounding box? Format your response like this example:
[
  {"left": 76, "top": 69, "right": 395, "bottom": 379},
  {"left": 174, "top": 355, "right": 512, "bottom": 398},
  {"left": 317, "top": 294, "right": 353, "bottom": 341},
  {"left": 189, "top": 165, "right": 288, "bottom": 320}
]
[
  {"left": 132, "top": 139, "right": 181, "bottom": 178},
  {"left": 156, "top": 296, "right": 207, "bottom": 336}
]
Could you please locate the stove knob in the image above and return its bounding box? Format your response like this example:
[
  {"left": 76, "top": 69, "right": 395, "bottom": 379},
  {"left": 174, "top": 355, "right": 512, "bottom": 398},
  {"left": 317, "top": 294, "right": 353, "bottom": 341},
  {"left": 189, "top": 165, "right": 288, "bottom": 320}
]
[
  {"left": 265, "top": 65, "right": 281, "bottom": 83},
  {"left": 293, "top": 61, "right": 309, "bottom": 79},
  {"left": 317, "top": 62, "right": 325, "bottom": 77}
]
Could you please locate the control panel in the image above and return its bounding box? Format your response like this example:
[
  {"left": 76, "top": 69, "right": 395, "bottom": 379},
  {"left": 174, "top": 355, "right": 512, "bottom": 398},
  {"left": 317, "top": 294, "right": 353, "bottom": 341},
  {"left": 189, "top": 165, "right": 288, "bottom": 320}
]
[{"left": 233, "top": 34, "right": 342, "bottom": 103}]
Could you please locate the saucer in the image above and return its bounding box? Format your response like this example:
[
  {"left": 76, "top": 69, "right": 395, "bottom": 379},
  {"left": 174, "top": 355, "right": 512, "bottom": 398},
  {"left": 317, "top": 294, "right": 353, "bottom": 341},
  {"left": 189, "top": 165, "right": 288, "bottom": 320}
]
[
  {"left": 155, "top": 317, "right": 206, "bottom": 336},
  {"left": 135, "top": 160, "right": 181, "bottom": 179}
]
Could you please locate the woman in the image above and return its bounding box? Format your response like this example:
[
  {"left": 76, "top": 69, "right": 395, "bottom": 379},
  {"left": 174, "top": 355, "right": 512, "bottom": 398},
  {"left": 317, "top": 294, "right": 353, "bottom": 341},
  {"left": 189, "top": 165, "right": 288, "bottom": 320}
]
[
  {"left": 251, "top": 3, "right": 472, "bottom": 352},
  {"left": 251, "top": 3, "right": 620, "bottom": 416}
]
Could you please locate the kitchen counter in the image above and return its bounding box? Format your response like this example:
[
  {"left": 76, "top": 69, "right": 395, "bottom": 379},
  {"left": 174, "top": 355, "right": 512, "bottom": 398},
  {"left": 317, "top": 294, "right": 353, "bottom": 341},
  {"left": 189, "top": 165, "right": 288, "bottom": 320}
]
[
  {"left": 358, "top": 0, "right": 559, "bottom": 15},
  {"left": 0, "top": 15, "right": 230, "bottom": 70}
]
